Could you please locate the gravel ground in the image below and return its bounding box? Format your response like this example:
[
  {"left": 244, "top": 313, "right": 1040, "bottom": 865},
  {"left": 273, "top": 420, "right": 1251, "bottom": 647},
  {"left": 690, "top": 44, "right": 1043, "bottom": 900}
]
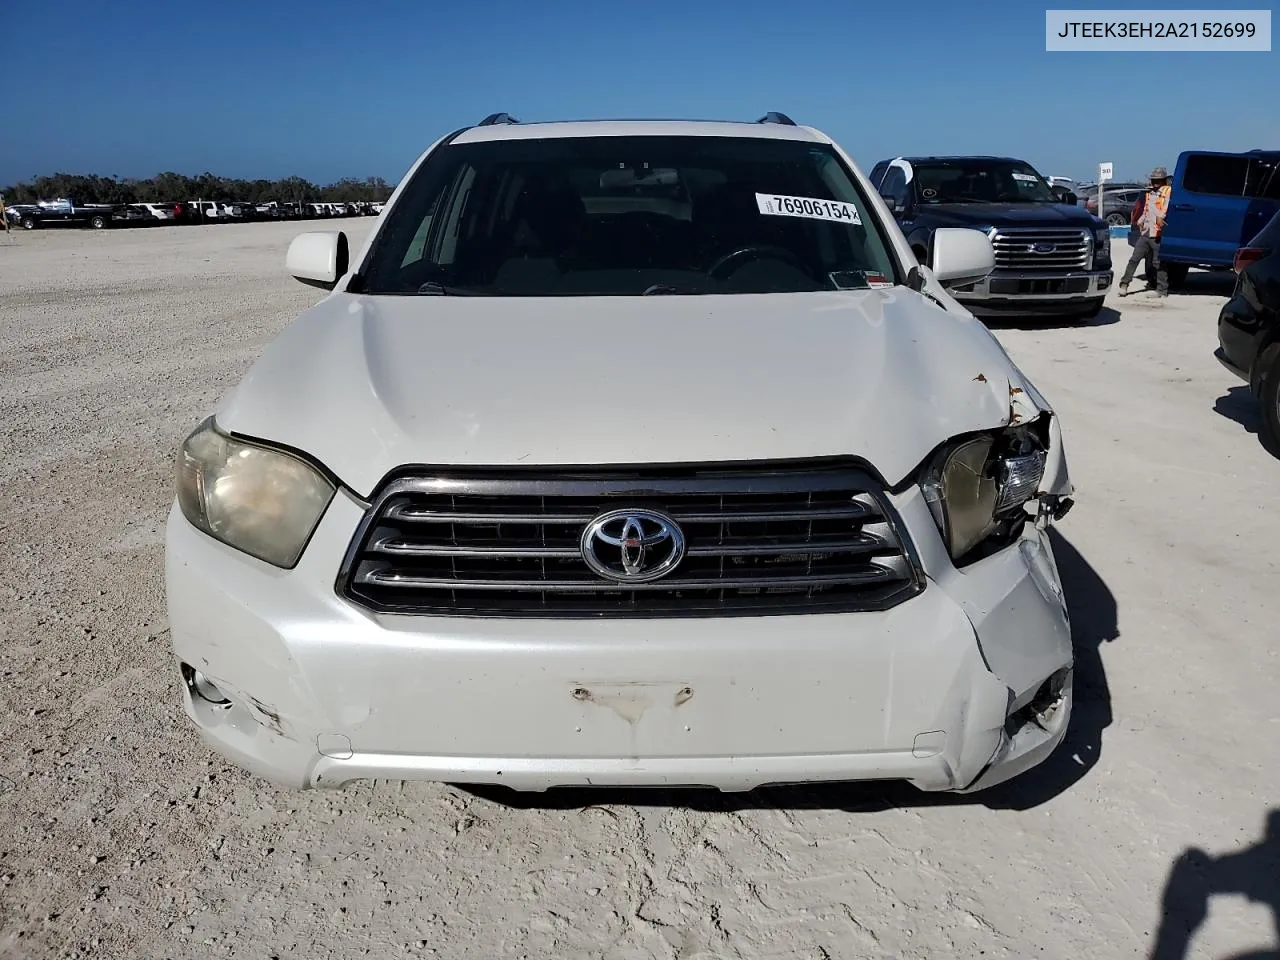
[{"left": 1, "top": 222, "right": 1277, "bottom": 960}]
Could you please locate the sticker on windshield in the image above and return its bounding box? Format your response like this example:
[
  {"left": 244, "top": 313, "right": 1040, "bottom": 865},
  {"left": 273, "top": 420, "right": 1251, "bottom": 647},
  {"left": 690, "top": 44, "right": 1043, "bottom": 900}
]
[
  {"left": 756, "top": 193, "right": 862, "bottom": 225},
  {"left": 1011, "top": 173, "right": 1038, "bottom": 183}
]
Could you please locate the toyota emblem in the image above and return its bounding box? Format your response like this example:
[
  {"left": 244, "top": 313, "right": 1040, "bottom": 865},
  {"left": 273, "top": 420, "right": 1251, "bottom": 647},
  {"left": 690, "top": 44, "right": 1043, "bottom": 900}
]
[{"left": 580, "top": 509, "right": 685, "bottom": 583}]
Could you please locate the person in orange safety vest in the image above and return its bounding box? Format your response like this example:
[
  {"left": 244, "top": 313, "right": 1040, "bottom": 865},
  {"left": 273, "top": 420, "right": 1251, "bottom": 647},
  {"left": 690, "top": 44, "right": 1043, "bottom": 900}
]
[{"left": 1119, "top": 166, "right": 1172, "bottom": 298}]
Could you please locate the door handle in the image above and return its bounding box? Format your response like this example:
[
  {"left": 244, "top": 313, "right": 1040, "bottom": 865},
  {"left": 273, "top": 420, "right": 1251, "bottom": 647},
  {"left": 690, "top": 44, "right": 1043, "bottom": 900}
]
[{"left": 1173, "top": 203, "right": 1195, "bottom": 211}]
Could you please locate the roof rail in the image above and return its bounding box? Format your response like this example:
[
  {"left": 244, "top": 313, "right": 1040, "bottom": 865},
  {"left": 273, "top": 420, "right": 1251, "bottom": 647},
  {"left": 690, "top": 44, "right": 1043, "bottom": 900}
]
[
  {"left": 478, "top": 112, "right": 519, "bottom": 126},
  {"left": 757, "top": 112, "right": 797, "bottom": 126}
]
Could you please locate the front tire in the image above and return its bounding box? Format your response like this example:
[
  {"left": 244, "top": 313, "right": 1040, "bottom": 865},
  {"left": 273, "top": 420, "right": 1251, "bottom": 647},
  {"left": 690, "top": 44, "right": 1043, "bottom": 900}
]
[
  {"left": 21, "top": 216, "right": 37, "bottom": 230},
  {"left": 89, "top": 215, "right": 108, "bottom": 229},
  {"left": 1105, "top": 212, "right": 1128, "bottom": 226}
]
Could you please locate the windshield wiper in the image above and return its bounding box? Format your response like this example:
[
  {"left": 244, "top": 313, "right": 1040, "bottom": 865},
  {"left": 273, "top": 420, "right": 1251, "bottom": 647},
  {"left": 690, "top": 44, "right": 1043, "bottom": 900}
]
[
  {"left": 416, "top": 281, "right": 480, "bottom": 295},
  {"left": 642, "top": 283, "right": 701, "bottom": 295}
]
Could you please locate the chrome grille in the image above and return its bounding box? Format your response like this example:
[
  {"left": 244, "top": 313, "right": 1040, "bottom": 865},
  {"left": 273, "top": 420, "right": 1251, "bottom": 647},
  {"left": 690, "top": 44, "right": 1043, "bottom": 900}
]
[
  {"left": 339, "top": 464, "right": 921, "bottom": 618},
  {"left": 991, "top": 228, "right": 1090, "bottom": 271}
]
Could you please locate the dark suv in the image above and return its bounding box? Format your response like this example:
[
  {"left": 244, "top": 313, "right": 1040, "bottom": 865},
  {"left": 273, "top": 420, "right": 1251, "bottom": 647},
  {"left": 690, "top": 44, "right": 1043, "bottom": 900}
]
[
  {"left": 1216, "top": 210, "right": 1280, "bottom": 448},
  {"left": 870, "top": 156, "right": 1113, "bottom": 320}
]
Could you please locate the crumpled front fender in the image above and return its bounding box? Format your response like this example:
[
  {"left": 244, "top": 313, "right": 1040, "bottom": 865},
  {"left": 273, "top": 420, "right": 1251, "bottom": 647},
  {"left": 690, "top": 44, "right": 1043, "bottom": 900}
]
[{"left": 1039, "top": 411, "right": 1072, "bottom": 498}]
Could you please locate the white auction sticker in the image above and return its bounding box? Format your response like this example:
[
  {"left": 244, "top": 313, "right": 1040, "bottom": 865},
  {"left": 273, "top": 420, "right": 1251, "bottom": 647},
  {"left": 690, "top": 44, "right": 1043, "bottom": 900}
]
[
  {"left": 756, "top": 193, "right": 862, "bottom": 225},
  {"left": 1012, "top": 172, "right": 1038, "bottom": 182}
]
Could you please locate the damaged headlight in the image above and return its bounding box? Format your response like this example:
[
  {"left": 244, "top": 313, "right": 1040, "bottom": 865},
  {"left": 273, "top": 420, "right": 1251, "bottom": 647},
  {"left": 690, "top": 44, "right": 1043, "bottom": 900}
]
[
  {"left": 176, "top": 417, "right": 336, "bottom": 568},
  {"left": 920, "top": 425, "right": 1047, "bottom": 564}
]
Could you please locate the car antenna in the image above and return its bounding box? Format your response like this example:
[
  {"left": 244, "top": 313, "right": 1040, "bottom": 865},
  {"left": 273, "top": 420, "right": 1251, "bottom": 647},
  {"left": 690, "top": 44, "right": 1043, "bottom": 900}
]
[
  {"left": 756, "top": 112, "right": 797, "bottom": 126},
  {"left": 478, "top": 113, "right": 519, "bottom": 126}
]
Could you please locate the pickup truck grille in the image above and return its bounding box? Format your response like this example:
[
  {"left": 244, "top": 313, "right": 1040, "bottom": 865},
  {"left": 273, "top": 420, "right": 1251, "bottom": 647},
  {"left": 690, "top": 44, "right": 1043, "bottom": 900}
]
[
  {"left": 339, "top": 464, "right": 921, "bottom": 618},
  {"left": 991, "top": 228, "right": 1090, "bottom": 271}
]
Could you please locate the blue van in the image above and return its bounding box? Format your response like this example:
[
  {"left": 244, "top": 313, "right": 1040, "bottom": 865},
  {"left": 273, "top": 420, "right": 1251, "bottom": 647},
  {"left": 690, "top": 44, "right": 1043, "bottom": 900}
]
[{"left": 1159, "top": 149, "right": 1280, "bottom": 285}]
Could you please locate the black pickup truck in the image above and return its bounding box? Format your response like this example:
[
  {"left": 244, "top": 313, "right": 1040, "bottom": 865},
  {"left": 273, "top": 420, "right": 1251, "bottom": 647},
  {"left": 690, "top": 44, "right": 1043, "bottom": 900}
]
[
  {"left": 869, "top": 156, "right": 1114, "bottom": 320},
  {"left": 17, "top": 199, "right": 117, "bottom": 230}
]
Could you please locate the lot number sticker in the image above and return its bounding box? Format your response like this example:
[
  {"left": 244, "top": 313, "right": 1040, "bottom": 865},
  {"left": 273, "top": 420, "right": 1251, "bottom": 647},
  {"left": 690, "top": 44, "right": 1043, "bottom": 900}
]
[
  {"left": 756, "top": 193, "right": 861, "bottom": 225},
  {"left": 1011, "top": 173, "right": 1038, "bottom": 182}
]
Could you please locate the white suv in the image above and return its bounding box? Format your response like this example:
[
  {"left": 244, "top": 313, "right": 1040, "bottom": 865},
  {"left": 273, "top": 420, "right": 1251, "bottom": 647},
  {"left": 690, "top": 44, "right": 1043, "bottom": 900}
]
[{"left": 166, "top": 112, "right": 1076, "bottom": 794}]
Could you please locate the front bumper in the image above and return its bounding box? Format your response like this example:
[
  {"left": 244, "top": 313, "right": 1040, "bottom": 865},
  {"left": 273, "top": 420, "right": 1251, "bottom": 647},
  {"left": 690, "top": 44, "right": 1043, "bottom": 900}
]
[
  {"left": 165, "top": 488, "right": 1074, "bottom": 794},
  {"left": 950, "top": 269, "right": 1112, "bottom": 316}
]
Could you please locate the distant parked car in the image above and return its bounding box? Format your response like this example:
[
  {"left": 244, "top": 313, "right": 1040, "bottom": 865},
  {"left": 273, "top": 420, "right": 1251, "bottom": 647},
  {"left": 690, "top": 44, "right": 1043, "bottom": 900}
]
[
  {"left": 140, "top": 202, "right": 194, "bottom": 223},
  {"left": 188, "top": 201, "right": 223, "bottom": 221},
  {"left": 115, "top": 205, "right": 154, "bottom": 226},
  {"left": 1160, "top": 149, "right": 1280, "bottom": 286},
  {"left": 136, "top": 203, "right": 175, "bottom": 222},
  {"left": 1084, "top": 186, "right": 1149, "bottom": 226},
  {"left": 1216, "top": 210, "right": 1280, "bottom": 449}
]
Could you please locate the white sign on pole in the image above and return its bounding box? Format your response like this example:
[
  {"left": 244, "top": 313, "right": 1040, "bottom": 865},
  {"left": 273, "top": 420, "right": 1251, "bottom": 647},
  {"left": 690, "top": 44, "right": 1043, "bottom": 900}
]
[{"left": 1096, "top": 162, "right": 1113, "bottom": 223}]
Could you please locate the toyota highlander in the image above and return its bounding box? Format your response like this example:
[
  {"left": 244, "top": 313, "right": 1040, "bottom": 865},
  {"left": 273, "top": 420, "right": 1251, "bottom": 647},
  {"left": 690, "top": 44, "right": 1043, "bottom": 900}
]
[{"left": 166, "top": 111, "right": 1077, "bottom": 794}]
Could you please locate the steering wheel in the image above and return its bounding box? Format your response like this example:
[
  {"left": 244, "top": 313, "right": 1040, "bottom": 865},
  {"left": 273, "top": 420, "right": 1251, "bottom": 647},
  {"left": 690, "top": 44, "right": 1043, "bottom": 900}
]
[{"left": 707, "top": 245, "right": 813, "bottom": 281}]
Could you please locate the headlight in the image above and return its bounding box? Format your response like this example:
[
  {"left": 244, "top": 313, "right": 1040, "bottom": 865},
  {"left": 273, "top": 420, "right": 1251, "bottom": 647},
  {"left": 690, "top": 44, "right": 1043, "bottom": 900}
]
[
  {"left": 921, "top": 426, "right": 1047, "bottom": 563},
  {"left": 1093, "top": 227, "right": 1111, "bottom": 257},
  {"left": 176, "top": 418, "right": 336, "bottom": 568}
]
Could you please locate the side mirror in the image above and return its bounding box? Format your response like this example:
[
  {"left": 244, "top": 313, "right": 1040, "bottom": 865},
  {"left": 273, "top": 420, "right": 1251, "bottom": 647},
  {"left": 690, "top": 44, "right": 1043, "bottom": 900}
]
[
  {"left": 880, "top": 193, "right": 899, "bottom": 213},
  {"left": 286, "top": 231, "right": 349, "bottom": 290},
  {"left": 932, "top": 227, "right": 995, "bottom": 286}
]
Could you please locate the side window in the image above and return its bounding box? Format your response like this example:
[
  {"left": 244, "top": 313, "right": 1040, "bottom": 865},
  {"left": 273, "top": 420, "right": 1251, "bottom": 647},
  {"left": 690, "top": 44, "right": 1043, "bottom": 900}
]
[
  {"left": 879, "top": 166, "right": 908, "bottom": 208},
  {"left": 1245, "top": 154, "right": 1280, "bottom": 200},
  {"left": 1181, "top": 154, "right": 1249, "bottom": 196}
]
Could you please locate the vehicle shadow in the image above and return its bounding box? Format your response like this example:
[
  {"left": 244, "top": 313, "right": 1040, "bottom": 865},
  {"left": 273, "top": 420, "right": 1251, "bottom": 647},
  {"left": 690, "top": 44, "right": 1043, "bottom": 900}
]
[
  {"left": 1213, "top": 386, "right": 1280, "bottom": 459},
  {"left": 463, "top": 529, "right": 1116, "bottom": 814},
  {"left": 1172, "top": 269, "right": 1239, "bottom": 298},
  {"left": 983, "top": 306, "right": 1122, "bottom": 331},
  {"left": 1148, "top": 809, "right": 1280, "bottom": 959}
]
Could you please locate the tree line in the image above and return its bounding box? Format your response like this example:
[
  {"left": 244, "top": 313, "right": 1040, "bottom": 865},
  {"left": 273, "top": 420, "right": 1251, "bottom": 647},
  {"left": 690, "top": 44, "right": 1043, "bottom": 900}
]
[{"left": 0, "top": 172, "right": 395, "bottom": 206}]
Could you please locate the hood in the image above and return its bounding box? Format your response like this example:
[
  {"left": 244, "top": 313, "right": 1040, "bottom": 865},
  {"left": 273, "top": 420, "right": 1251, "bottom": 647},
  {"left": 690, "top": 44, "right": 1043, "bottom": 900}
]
[
  {"left": 217, "top": 290, "right": 1045, "bottom": 499},
  {"left": 922, "top": 202, "right": 1100, "bottom": 228}
]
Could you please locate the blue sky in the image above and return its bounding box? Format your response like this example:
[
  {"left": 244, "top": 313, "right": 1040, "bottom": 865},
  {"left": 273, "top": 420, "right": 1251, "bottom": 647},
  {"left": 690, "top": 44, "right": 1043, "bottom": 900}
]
[{"left": 1, "top": 0, "right": 1275, "bottom": 187}]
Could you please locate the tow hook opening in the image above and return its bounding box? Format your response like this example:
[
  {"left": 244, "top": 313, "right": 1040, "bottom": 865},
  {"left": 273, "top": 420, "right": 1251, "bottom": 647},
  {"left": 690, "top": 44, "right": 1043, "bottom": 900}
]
[
  {"left": 180, "top": 662, "right": 232, "bottom": 708},
  {"left": 1005, "top": 668, "right": 1070, "bottom": 737}
]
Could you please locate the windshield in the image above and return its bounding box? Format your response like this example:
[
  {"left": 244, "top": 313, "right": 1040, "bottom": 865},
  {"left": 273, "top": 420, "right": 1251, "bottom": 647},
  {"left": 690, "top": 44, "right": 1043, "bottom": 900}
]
[
  {"left": 358, "top": 135, "right": 899, "bottom": 296},
  {"left": 913, "top": 159, "right": 1056, "bottom": 204}
]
